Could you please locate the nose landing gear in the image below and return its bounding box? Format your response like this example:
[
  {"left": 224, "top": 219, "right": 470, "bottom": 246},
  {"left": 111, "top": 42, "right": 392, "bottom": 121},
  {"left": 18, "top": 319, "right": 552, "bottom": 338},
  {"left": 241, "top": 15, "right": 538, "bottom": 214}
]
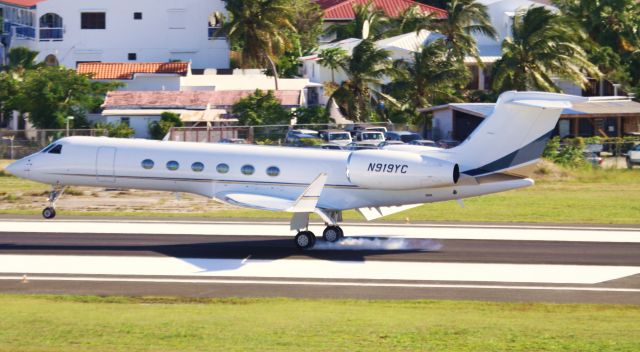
[{"left": 42, "top": 185, "right": 66, "bottom": 219}]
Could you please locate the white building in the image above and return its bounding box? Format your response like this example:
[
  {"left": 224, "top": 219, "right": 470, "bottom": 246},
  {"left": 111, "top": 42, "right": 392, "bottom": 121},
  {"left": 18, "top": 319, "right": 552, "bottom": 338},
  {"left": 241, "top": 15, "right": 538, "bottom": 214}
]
[{"left": 0, "top": 0, "right": 229, "bottom": 69}]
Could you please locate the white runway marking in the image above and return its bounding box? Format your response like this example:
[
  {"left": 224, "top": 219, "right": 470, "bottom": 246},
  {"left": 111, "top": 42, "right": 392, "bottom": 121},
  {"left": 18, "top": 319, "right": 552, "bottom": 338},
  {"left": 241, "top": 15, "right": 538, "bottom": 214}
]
[
  {"left": 2, "top": 275, "right": 640, "bottom": 293},
  {"left": 1, "top": 219, "right": 639, "bottom": 242},
  {"left": 1, "top": 254, "right": 638, "bottom": 284}
]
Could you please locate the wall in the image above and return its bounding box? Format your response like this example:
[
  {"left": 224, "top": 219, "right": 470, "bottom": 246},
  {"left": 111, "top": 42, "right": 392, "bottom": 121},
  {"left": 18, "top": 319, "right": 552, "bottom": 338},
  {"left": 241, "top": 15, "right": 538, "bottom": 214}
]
[
  {"left": 29, "top": 0, "right": 229, "bottom": 69},
  {"left": 115, "top": 75, "right": 181, "bottom": 91},
  {"left": 94, "top": 115, "right": 160, "bottom": 139}
]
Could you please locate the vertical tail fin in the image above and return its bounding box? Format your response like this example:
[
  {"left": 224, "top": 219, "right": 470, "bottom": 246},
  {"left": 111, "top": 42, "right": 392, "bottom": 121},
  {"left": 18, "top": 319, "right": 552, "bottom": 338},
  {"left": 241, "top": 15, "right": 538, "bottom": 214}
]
[{"left": 452, "top": 91, "right": 586, "bottom": 177}]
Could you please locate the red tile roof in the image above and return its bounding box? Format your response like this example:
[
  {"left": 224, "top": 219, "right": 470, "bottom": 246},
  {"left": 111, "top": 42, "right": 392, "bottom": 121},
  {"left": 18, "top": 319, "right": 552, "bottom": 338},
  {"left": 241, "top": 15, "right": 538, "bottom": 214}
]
[
  {"left": 317, "top": 0, "right": 447, "bottom": 20},
  {"left": 102, "top": 90, "right": 302, "bottom": 109},
  {"left": 77, "top": 62, "right": 190, "bottom": 80},
  {"left": 0, "top": 0, "right": 43, "bottom": 7}
]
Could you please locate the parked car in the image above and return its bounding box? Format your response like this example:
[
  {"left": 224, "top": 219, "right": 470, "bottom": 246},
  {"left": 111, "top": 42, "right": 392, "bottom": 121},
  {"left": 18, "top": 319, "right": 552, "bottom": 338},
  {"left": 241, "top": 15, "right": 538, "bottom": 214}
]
[
  {"left": 318, "top": 143, "right": 343, "bottom": 150},
  {"left": 384, "top": 131, "right": 422, "bottom": 143},
  {"left": 347, "top": 124, "right": 388, "bottom": 136},
  {"left": 345, "top": 141, "right": 380, "bottom": 150},
  {"left": 356, "top": 131, "right": 385, "bottom": 142},
  {"left": 377, "top": 140, "right": 405, "bottom": 148},
  {"left": 319, "top": 129, "right": 352, "bottom": 146},
  {"left": 286, "top": 134, "right": 323, "bottom": 147},
  {"left": 436, "top": 139, "right": 461, "bottom": 149},
  {"left": 219, "top": 138, "right": 246, "bottom": 144},
  {"left": 285, "top": 129, "right": 319, "bottom": 144},
  {"left": 408, "top": 139, "right": 438, "bottom": 147},
  {"left": 627, "top": 143, "right": 640, "bottom": 169}
]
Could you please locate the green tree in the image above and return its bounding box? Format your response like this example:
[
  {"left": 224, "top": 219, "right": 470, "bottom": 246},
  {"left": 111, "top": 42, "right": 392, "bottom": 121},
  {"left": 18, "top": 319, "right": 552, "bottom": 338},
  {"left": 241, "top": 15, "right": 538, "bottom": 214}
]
[
  {"left": 148, "top": 112, "right": 184, "bottom": 140},
  {"left": 219, "top": 0, "right": 297, "bottom": 90},
  {"left": 325, "top": 0, "right": 389, "bottom": 41},
  {"left": 94, "top": 122, "right": 135, "bottom": 138},
  {"left": 232, "top": 89, "right": 291, "bottom": 126},
  {"left": 329, "top": 40, "right": 393, "bottom": 121},
  {"left": 5, "top": 47, "right": 40, "bottom": 72},
  {"left": 12, "top": 66, "right": 120, "bottom": 129},
  {"left": 553, "top": 0, "right": 640, "bottom": 86},
  {"left": 492, "top": 6, "right": 601, "bottom": 92},
  {"left": 0, "top": 71, "right": 18, "bottom": 124},
  {"left": 386, "top": 5, "right": 437, "bottom": 37},
  {"left": 318, "top": 47, "right": 348, "bottom": 83},
  {"left": 429, "top": 0, "right": 497, "bottom": 63},
  {"left": 294, "top": 106, "right": 330, "bottom": 125},
  {"left": 386, "top": 40, "right": 467, "bottom": 116}
]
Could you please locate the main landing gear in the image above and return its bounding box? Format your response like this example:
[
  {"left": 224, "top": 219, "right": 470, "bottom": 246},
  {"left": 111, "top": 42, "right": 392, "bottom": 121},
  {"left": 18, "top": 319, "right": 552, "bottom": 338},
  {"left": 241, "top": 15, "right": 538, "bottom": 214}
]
[
  {"left": 42, "top": 185, "right": 66, "bottom": 219},
  {"left": 291, "top": 211, "right": 344, "bottom": 250}
]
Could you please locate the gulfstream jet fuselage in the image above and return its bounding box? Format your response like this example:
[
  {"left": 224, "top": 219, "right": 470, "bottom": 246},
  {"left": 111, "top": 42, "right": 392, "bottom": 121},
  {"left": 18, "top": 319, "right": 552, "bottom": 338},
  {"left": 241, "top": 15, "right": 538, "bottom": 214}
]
[{"left": 5, "top": 91, "right": 586, "bottom": 249}]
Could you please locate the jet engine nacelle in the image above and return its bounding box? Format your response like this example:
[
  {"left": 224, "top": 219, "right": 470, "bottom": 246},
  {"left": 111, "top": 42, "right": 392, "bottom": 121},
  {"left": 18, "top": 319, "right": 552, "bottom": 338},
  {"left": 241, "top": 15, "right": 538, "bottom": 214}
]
[{"left": 347, "top": 150, "right": 460, "bottom": 190}]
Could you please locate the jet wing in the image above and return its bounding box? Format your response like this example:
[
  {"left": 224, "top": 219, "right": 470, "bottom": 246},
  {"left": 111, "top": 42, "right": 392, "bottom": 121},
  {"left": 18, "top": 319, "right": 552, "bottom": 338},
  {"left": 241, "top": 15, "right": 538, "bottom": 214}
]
[
  {"left": 218, "top": 173, "right": 328, "bottom": 213},
  {"left": 357, "top": 203, "right": 424, "bottom": 221}
]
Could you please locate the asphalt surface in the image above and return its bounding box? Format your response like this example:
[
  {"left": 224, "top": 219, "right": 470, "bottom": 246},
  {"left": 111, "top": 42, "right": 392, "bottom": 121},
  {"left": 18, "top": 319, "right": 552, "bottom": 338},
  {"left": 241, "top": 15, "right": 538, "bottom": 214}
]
[{"left": 1, "top": 226, "right": 639, "bottom": 304}]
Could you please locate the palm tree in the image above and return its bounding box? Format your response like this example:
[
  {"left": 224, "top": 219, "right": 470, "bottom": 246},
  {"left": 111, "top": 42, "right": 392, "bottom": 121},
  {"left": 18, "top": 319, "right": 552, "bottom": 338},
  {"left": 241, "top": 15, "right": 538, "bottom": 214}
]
[
  {"left": 318, "top": 47, "right": 348, "bottom": 83},
  {"left": 330, "top": 39, "right": 392, "bottom": 121},
  {"left": 429, "top": 0, "right": 497, "bottom": 63},
  {"left": 219, "top": 0, "right": 296, "bottom": 90},
  {"left": 492, "top": 6, "right": 601, "bottom": 92},
  {"left": 386, "top": 5, "right": 436, "bottom": 37},
  {"left": 386, "top": 40, "right": 467, "bottom": 113},
  {"left": 325, "top": 0, "right": 389, "bottom": 41}
]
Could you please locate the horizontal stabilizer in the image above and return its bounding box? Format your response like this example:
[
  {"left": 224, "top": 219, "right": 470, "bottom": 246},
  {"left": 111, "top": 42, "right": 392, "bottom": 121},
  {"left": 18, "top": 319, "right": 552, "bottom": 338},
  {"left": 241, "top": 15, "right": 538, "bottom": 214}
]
[{"left": 357, "top": 203, "right": 423, "bottom": 221}]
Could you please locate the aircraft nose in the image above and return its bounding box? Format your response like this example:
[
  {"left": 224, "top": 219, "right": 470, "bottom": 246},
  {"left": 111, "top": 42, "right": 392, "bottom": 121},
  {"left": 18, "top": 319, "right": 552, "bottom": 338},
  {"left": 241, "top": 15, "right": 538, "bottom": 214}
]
[{"left": 4, "top": 159, "right": 25, "bottom": 178}]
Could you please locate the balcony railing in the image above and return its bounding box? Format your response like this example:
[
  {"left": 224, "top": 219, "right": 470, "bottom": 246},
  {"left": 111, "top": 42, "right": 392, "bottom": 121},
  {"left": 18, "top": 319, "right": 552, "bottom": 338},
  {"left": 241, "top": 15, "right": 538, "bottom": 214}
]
[
  {"left": 39, "top": 27, "right": 63, "bottom": 41},
  {"left": 3, "top": 22, "right": 36, "bottom": 40},
  {"left": 208, "top": 26, "right": 225, "bottom": 40}
]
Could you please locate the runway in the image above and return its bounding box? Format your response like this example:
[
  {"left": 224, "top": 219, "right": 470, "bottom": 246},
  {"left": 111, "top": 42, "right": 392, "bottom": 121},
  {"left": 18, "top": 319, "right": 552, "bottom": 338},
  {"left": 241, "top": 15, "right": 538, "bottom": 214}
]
[{"left": 0, "top": 218, "right": 639, "bottom": 303}]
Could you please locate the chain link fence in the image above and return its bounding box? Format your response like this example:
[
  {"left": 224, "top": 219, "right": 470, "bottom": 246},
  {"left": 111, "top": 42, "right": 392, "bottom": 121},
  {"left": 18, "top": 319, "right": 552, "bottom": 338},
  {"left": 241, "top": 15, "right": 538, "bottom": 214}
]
[{"left": 0, "top": 129, "right": 107, "bottom": 159}]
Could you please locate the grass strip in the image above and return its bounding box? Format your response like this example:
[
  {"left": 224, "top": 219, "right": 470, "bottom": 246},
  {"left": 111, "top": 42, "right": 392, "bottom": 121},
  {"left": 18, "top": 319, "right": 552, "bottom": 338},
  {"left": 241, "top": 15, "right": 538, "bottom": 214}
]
[{"left": 0, "top": 294, "right": 638, "bottom": 352}]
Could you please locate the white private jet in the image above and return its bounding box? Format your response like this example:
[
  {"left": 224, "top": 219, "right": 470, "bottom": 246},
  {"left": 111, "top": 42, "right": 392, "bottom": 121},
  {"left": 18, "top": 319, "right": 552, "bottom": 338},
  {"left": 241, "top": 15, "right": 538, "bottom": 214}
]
[{"left": 5, "top": 91, "right": 585, "bottom": 249}]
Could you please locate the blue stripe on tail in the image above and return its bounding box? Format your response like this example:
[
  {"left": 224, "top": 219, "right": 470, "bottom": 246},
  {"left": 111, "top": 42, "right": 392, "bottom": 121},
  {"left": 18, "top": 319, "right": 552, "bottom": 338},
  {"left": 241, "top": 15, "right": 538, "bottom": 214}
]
[{"left": 462, "top": 130, "right": 554, "bottom": 177}]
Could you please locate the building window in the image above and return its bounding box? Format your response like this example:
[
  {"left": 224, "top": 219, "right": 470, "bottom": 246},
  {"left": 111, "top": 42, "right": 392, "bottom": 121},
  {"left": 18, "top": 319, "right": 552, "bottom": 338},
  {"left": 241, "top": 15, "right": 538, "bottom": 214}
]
[
  {"left": 39, "top": 13, "right": 63, "bottom": 41},
  {"left": 166, "top": 160, "right": 179, "bottom": 171},
  {"left": 191, "top": 162, "right": 204, "bottom": 172},
  {"left": 81, "top": 12, "right": 106, "bottom": 29},
  {"left": 133, "top": 12, "right": 142, "bottom": 20},
  {"left": 141, "top": 159, "right": 154, "bottom": 169},
  {"left": 128, "top": 53, "right": 137, "bottom": 61},
  {"left": 241, "top": 165, "right": 254, "bottom": 175},
  {"left": 266, "top": 166, "right": 280, "bottom": 177},
  {"left": 120, "top": 117, "right": 130, "bottom": 126},
  {"left": 216, "top": 163, "right": 229, "bottom": 174}
]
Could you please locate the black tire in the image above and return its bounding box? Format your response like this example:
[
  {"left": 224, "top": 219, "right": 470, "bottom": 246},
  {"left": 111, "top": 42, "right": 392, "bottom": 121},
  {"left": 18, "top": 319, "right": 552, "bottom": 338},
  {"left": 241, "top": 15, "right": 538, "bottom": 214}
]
[
  {"left": 42, "top": 207, "right": 56, "bottom": 219},
  {"left": 322, "top": 226, "right": 344, "bottom": 242},
  {"left": 295, "top": 231, "right": 316, "bottom": 250}
]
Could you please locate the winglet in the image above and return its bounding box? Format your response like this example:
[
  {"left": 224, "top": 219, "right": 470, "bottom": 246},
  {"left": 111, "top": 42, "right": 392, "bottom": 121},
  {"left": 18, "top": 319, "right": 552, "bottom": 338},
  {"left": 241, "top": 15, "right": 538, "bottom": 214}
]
[{"left": 286, "top": 173, "right": 328, "bottom": 213}]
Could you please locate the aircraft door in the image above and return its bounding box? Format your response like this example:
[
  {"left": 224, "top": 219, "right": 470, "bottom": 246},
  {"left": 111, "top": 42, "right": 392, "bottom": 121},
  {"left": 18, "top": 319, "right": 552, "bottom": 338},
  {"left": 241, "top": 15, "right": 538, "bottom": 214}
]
[{"left": 96, "top": 147, "right": 116, "bottom": 183}]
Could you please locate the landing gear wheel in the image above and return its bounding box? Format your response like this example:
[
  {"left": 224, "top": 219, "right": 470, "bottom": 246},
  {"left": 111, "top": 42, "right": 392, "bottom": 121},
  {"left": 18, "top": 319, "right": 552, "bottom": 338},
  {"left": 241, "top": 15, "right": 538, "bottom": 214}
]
[
  {"left": 322, "top": 226, "right": 343, "bottom": 242},
  {"left": 42, "top": 207, "right": 56, "bottom": 219},
  {"left": 295, "top": 231, "right": 316, "bottom": 250}
]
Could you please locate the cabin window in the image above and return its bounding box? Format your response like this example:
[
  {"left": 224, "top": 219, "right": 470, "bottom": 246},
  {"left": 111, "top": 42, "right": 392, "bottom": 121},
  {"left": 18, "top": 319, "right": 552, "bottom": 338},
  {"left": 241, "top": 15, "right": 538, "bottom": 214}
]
[
  {"left": 141, "top": 159, "right": 154, "bottom": 169},
  {"left": 48, "top": 145, "right": 62, "bottom": 154},
  {"left": 266, "top": 166, "right": 280, "bottom": 177},
  {"left": 191, "top": 162, "right": 204, "bottom": 172},
  {"left": 166, "top": 160, "right": 179, "bottom": 171},
  {"left": 216, "top": 163, "right": 229, "bottom": 174},
  {"left": 133, "top": 12, "right": 142, "bottom": 20},
  {"left": 241, "top": 164, "right": 254, "bottom": 175}
]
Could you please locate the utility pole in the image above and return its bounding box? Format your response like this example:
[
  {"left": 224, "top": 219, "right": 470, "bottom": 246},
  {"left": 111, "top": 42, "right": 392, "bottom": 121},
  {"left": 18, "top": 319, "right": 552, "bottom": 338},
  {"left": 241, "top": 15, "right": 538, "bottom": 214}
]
[{"left": 66, "top": 116, "right": 74, "bottom": 136}]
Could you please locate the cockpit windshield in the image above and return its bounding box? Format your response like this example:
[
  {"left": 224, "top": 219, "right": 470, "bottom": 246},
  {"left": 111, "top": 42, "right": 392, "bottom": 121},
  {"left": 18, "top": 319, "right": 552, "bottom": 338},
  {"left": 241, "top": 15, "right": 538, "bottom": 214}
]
[
  {"left": 41, "top": 144, "right": 62, "bottom": 154},
  {"left": 41, "top": 143, "right": 56, "bottom": 153}
]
